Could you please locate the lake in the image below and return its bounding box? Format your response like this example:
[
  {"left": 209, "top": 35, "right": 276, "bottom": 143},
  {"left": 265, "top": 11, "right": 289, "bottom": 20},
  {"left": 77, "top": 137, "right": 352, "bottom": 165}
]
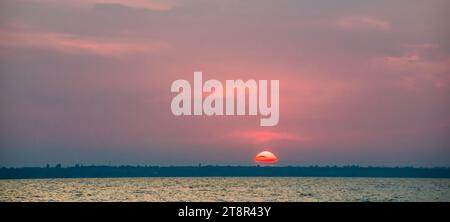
[{"left": 1, "top": 177, "right": 449, "bottom": 201}]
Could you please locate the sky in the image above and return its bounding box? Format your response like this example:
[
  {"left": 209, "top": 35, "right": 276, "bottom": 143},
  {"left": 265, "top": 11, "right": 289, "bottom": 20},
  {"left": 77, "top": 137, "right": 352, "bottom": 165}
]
[{"left": 0, "top": 0, "right": 449, "bottom": 167}]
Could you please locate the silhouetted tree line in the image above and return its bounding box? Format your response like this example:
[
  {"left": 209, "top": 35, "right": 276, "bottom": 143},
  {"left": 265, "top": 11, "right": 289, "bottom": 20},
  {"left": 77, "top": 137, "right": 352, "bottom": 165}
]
[{"left": 0, "top": 165, "right": 449, "bottom": 179}]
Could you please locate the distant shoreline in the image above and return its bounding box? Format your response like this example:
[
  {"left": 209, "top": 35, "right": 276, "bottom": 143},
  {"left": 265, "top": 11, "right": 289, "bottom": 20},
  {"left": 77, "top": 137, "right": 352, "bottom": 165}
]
[{"left": 1, "top": 165, "right": 449, "bottom": 179}]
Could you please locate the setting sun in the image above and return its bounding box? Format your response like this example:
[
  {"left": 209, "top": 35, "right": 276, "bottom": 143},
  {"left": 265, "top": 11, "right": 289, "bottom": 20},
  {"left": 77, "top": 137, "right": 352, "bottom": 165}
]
[{"left": 255, "top": 151, "right": 279, "bottom": 163}]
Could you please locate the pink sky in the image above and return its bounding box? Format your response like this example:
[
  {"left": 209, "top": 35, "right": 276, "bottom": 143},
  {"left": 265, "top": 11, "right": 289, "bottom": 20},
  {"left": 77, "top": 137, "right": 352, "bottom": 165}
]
[{"left": 0, "top": 0, "right": 449, "bottom": 166}]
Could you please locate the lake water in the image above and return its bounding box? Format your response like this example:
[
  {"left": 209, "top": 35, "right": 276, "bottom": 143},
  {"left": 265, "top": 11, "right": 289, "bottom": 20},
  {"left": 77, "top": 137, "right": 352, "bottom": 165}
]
[{"left": 1, "top": 177, "right": 449, "bottom": 201}]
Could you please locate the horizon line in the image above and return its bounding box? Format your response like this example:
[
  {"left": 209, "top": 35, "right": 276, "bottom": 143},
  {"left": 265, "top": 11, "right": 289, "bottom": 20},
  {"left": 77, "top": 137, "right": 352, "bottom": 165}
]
[{"left": 2, "top": 164, "right": 450, "bottom": 169}]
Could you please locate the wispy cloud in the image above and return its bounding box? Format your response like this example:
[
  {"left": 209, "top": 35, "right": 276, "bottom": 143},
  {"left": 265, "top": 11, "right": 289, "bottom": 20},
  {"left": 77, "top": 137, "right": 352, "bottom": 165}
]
[
  {"left": 227, "top": 130, "right": 305, "bottom": 144},
  {"left": 371, "top": 44, "right": 450, "bottom": 90},
  {"left": 0, "top": 29, "right": 172, "bottom": 56},
  {"left": 402, "top": 43, "right": 440, "bottom": 50},
  {"left": 28, "top": 0, "right": 179, "bottom": 11},
  {"left": 335, "top": 16, "right": 391, "bottom": 31}
]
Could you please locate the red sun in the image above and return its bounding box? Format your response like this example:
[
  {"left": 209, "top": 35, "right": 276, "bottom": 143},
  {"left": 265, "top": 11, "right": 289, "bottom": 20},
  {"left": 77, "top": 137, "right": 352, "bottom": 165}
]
[{"left": 254, "top": 151, "right": 278, "bottom": 163}]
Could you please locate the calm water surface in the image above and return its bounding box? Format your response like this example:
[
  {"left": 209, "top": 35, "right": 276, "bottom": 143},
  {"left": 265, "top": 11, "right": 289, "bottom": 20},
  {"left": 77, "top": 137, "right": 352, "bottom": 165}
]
[{"left": 1, "top": 177, "right": 449, "bottom": 201}]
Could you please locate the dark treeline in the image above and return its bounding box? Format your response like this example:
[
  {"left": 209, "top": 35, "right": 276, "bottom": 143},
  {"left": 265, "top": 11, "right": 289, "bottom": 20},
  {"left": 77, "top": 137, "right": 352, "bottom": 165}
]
[{"left": 1, "top": 165, "right": 450, "bottom": 179}]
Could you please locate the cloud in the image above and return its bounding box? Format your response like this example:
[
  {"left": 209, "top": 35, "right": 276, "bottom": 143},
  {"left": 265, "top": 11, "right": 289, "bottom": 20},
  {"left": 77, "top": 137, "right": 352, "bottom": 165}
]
[
  {"left": 371, "top": 45, "right": 450, "bottom": 90},
  {"left": 0, "top": 29, "right": 172, "bottom": 56},
  {"left": 28, "top": 0, "right": 179, "bottom": 11},
  {"left": 335, "top": 16, "right": 391, "bottom": 31},
  {"left": 383, "top": 55, "right": 421, "bottom": 63},
  {"left": 227, "top": 130, "right": 305, "bottom": 144},
  {"left": 402, "top": 43, "right": 440, "bottom": 50},
  {"left": 401, "top": 43, "right": 442, "bottom": 57}
]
